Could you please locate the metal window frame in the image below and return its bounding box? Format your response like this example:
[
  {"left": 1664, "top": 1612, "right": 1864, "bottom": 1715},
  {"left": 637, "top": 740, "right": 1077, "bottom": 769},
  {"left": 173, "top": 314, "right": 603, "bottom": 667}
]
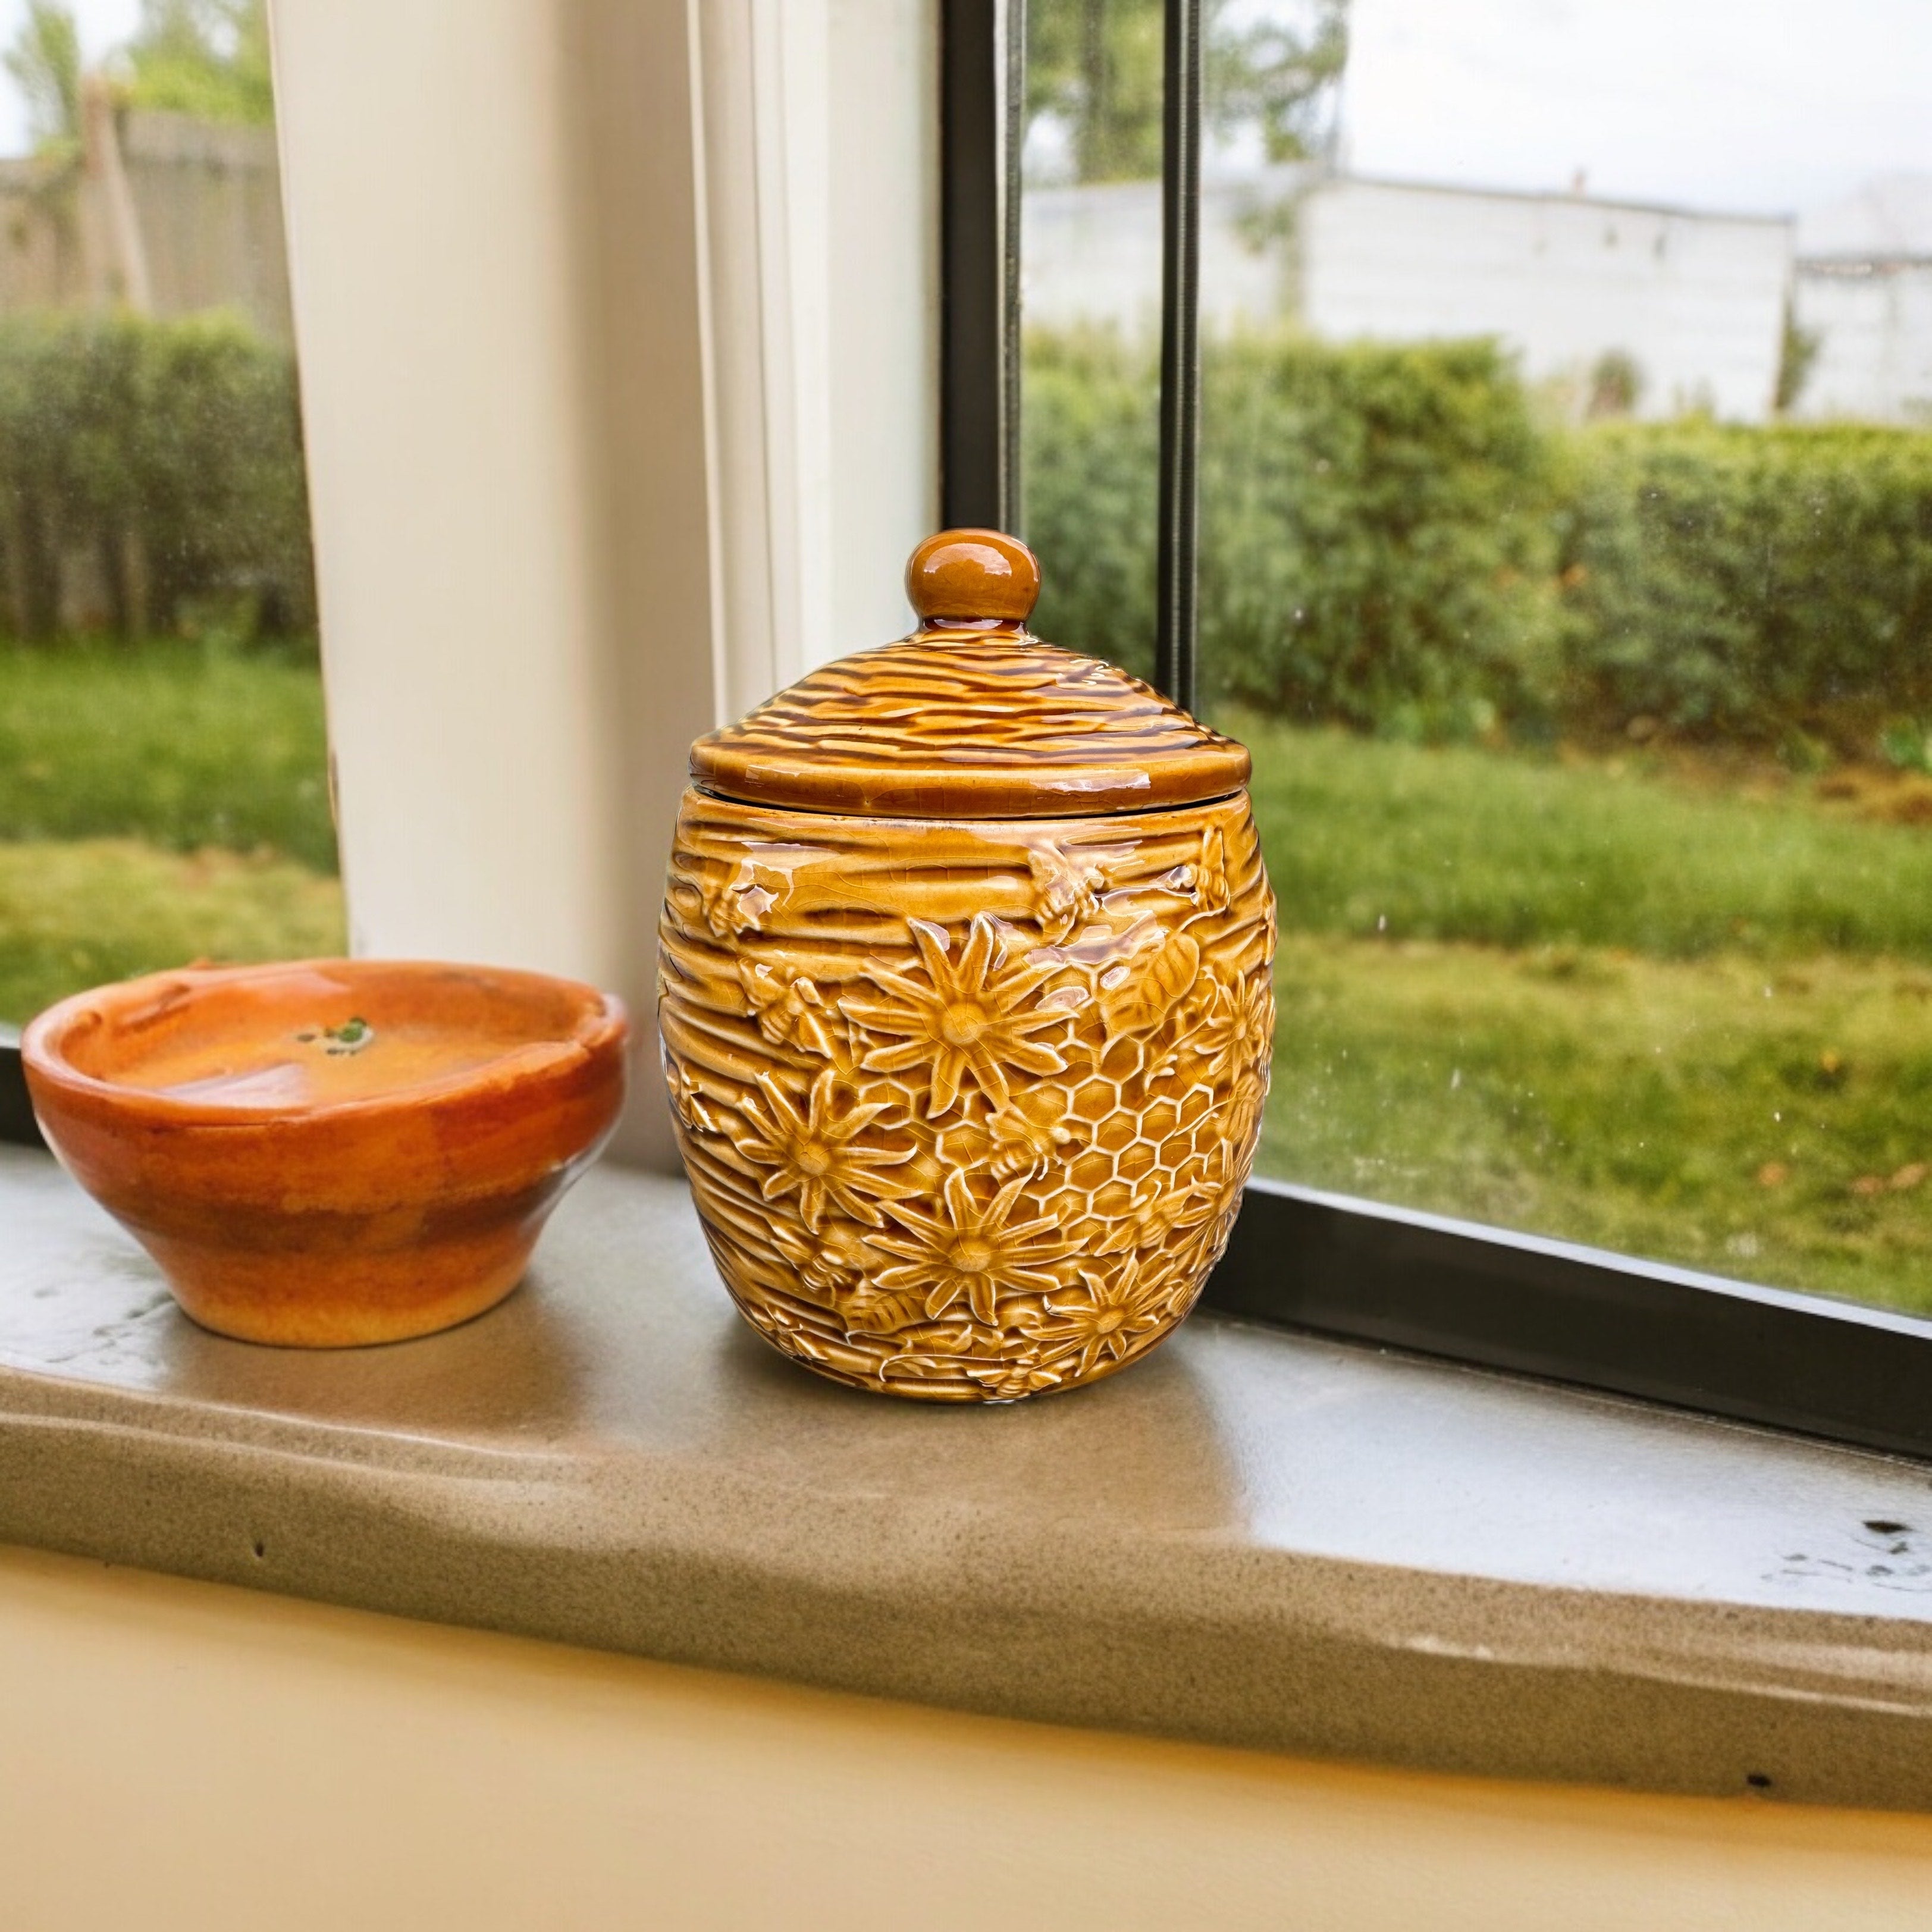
[
  {"left": 945, "top": 0, "right": 1932, "bottom": 1460},
  {"left": 940, "top": 0, "right": 1026, "bottom": 529},
  {"left": 0, "top": 1031, "right": 37, "bottom": 1150}
]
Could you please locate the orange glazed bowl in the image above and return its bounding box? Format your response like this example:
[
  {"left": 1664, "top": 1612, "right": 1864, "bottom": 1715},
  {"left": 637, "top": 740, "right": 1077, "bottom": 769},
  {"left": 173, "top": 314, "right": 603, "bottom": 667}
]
[{"left": 21, "top": 959, "right": 629, "bottom": 1347}]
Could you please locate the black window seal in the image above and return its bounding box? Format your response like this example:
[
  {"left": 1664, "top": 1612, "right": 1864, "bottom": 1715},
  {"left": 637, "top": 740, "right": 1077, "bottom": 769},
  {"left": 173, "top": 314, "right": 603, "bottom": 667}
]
[
  {"left": 1, "top": 1032, "right": 42, "bottom": 1150},
  {"left": 948, "top": 0, "right": 1932, "bottom": 1461}
]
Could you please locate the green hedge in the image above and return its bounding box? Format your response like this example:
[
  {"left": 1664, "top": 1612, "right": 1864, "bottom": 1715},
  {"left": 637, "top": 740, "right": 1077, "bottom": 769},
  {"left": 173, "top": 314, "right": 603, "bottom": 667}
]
[
  {"left": 1196, "top": 333, "right": 1564, "bottom": 738},
  {"left": 1560, "top": 421, "right": 1932, "bottom": 744},
  {"left": 0, "top": 310, "right": 315, "bottom": 642},
  {"left": 1022, "top": 328, "right": 1932, "bottom": 748},
  {"left": 1018, "top": 330, "right": 1163, "bottom": 685}
]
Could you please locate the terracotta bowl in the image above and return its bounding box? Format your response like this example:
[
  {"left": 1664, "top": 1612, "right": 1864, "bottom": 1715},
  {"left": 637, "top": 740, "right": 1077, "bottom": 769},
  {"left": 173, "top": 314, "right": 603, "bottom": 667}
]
[{"left": 22, "top": 959, "right": 629, "bottom": 1347}]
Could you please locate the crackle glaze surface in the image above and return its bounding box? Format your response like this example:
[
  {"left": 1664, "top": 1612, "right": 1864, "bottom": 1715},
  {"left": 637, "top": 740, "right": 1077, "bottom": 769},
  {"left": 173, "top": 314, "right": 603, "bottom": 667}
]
[
  {"left": 689, "top": 631, "right": 1251, "bottom": 818},
  {"left": 658, "top": 789, "right": 1275, "bottom": 1401}
]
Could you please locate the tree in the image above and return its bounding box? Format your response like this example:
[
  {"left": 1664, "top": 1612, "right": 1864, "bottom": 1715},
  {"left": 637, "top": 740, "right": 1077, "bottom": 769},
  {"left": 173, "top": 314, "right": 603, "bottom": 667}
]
[
  {"left": 122, "top": 0, "right": 272, "bottom": 126},
  {"left": 1, "top": 0, "right": 271, "bottom": 153},
  {"left": 1776, "top": 305, "right": 1821, "bottom": 416},
  {"left": 4, "top": 0, "right": 81, "bottom": 153},
  {"left": 1027, "top": 0, "right": 1348, "bottom": 184}
]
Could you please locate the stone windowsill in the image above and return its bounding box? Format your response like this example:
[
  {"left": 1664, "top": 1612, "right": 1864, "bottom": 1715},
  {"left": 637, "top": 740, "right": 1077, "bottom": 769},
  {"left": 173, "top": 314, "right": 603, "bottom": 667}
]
[{"left": 4, "top": 1143, "right": 1931, "bottom": 1811}]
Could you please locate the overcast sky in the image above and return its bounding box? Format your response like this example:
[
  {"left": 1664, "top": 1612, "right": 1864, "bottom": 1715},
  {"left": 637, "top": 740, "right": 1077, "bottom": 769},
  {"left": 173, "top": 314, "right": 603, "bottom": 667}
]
[
  {"left": 1340, "top": 0, "right": 1932, "bottom": 215},
  {"left": 4, "top": 0, "right": 1930, "bottom": 219}
]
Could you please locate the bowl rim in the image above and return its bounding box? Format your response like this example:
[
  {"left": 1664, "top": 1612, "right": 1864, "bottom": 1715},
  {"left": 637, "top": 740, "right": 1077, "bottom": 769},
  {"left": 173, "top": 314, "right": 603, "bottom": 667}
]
[{"left": 21, "top": 957, "right": 630, "bottom": 1130}]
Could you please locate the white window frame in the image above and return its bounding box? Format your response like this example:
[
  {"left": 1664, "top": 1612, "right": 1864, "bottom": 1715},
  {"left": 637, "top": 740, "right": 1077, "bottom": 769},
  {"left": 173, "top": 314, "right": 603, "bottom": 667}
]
[{"left": 269, "top": 0, "right": 939, "bottom": 1165}]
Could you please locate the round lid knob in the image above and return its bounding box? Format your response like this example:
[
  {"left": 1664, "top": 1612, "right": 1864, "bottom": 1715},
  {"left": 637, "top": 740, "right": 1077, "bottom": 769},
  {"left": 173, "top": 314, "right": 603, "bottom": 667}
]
[{"left": 906, "top": 528, "right": 1040, "bottom": 627}]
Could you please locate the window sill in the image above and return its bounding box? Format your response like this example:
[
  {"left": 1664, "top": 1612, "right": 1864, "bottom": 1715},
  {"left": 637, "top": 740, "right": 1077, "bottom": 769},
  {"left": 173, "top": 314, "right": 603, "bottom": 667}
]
[{"left": 4, "top": 1145, "right": 1931, "bottom": 1810}]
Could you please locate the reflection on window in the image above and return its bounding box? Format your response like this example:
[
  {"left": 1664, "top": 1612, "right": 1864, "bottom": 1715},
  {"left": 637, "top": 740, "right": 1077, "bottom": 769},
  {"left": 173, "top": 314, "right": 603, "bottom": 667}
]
[
  {"left": 1020, "top": 0, "right": 1932, "bottom": 1313},
  {"left": 0, "top": 0, "right": 337, "bottom": 1028}
]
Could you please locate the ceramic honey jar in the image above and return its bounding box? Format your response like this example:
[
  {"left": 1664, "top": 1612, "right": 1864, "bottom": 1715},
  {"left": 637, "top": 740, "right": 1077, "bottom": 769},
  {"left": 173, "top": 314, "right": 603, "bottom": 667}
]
[{"left": 658, "top": 530, "right": 1275, "bottom": 1401}]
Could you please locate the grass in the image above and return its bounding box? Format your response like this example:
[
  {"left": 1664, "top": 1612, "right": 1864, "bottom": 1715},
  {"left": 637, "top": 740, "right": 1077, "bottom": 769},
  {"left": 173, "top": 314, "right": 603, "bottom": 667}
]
[
  {"left": 0, "top": 839, "right": 344, "bottom": 1024},
  {"left": 1238, "top": 717, "right": 1932, "bottom": 961},
  {"left": 0, "top": 644, "right": 341, "bottom": 1024},
  {"left": 1234, "top": 718, "right": 1932, "bottom": 1314},
  {"left": 0, "top": 640, "right": 336, "bottom": 870}
]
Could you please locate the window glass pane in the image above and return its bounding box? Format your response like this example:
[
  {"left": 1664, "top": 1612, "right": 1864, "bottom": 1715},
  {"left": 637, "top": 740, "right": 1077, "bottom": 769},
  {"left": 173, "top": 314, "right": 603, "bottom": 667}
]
[
  {"left": 1021, "top": 0, "right": 1932, "bottom": 1316},
  {"left": 0, "top": 0, "right": 337, "bottom": 1029},
  {"left": 1020, "top": 0, "right": 1166, "bottom": 677}
]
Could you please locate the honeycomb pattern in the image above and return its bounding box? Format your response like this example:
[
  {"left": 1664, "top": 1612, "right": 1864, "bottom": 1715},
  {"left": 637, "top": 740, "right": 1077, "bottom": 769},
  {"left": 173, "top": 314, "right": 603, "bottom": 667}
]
[{"left": 657, "top": 789, "right": 1275, "bottom": 1402}]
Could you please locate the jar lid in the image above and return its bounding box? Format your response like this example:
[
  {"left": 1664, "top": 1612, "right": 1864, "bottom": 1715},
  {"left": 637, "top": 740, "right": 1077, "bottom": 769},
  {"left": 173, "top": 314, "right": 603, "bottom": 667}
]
[{"left": 687, "top": 530, "right": 1251, "bottom": 818}]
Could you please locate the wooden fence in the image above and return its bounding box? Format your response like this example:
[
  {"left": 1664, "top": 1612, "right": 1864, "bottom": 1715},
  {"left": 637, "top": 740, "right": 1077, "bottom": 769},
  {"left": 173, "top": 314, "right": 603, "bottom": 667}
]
[{"left": 0, "top": 107, "right": 290, "bottom": 342}]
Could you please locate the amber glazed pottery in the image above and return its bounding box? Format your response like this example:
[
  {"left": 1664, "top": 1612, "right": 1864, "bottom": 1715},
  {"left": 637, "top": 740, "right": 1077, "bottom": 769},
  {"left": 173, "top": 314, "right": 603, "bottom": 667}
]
[
  {"left": 23, "top": 959, "right": 628, "bottom": 1346},
  {"left": 658, "top": 530, "right": 1275, "bottom": 1402}
]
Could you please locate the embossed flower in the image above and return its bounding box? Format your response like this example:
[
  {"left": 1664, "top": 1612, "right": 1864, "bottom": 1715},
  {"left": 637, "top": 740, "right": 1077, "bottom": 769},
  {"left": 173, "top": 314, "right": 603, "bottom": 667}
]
[
  {"left": 730, "top": 1070, "right": 913, "bottom": 1231},
  {"left": 871, "top": 1168, "right": 1076, "bottom": 1325},
  {"left": 1232, "top": 971, "right": 1275, "bottom": 1061},
  {"left": 1190, "top": 1131, "right": 1256, "bottom": 1219},
  {"left": 840, "top": 914, "right": 1069, "bottom": 1117},
  {"left": 1020, "top": 1253, "right": 1172, "bottom": 1379},
  {"left": 1174, "top": 969, "right": 1275, "bottom": 1077}
]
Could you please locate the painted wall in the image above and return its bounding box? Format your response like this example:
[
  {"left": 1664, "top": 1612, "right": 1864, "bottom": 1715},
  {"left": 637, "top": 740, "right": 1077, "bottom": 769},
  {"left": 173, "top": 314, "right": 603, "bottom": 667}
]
[
  {"left": 1302, "top": 180, "right": 1791, "bottom": 421},
  {"left": 1794, "top": 264, "right": 1932, "bottom": 423},
  {"left": 1022, "top": 172, "right": 1793, "bottom": 423},
  {"left": 271, "top": 0, "right": 938, "bottom": 1173},
  {"left": 4, "top": 1545, "right": 1931, "bottom": 1931}
]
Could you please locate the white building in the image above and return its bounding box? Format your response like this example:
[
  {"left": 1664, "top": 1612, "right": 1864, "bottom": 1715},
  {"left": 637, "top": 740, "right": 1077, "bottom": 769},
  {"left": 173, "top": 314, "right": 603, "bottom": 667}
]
[
  {"left": 1021, "top": 167, "right": 1313, "bottom": 342},
  {"left": 1299, "top": 180, "right": 1790, "bottom": 422},
  {"left": 1023, "top": 171, "right": 1795, "bottom": 423},
  {"left": 1791, "top": 175, "right": 1932, "bottom": 424}
]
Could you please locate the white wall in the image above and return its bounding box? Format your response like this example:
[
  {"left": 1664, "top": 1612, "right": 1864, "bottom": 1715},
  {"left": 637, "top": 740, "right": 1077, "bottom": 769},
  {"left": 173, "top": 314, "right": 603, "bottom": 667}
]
[
  {"left": 1304, "top": 181, "right": 1791, "bottom": 421},
  {"left": 1794, "top": 263, "right": 1932, "bottom": 423},
  {"left": 272, "top": 0, "right": 938, "bottom": 1170},
  {"left": 1023, "top": 171, "right": 1793, "bottom": 423},
  {"left": 1023, "top": 170, "right": 1307, "bottom": 340},
  {"left": 7, "top": 1545, "right": 1932, "bottom": 1932}
]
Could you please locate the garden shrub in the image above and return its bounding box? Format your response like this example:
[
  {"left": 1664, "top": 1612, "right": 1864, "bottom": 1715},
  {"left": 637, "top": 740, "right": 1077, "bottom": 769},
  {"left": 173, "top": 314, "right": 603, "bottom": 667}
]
[
  {"left": 1024, "top": 327, "right": 1567, "bottom": 735},
  {"left": 1558, "top": 421, "right": 1932, "bottom": 745},
  {"left": 1022, "top": 325, "right": 1932, "bottom": 749},
  {"left": 1197, "top": 332, "right": 1565, "bottom": 736},
  {"left": 0, "top": 309, "right": 314, "bottom": 642},
  {"left": 1020, "top": 328, "right": 1163, "bottom": 681}
]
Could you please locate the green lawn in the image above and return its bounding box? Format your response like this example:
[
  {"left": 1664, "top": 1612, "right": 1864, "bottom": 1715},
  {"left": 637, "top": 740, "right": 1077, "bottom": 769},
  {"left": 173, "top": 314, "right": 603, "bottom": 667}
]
[
  {"left": 1241, "top": 719, "right": 1932, "bottom": 961},
  {"left": 0, "top": 838, "right": 345, "bottom": 1023},
  {"left": 1235, "top": 719, "right": 1932, "bottom": 1313},
  {"left": 0, "top": 644, "right": 341, "bottom": 1024},
  {"left": 0, "top": 641, "right": 337, "bottom": 870}
]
